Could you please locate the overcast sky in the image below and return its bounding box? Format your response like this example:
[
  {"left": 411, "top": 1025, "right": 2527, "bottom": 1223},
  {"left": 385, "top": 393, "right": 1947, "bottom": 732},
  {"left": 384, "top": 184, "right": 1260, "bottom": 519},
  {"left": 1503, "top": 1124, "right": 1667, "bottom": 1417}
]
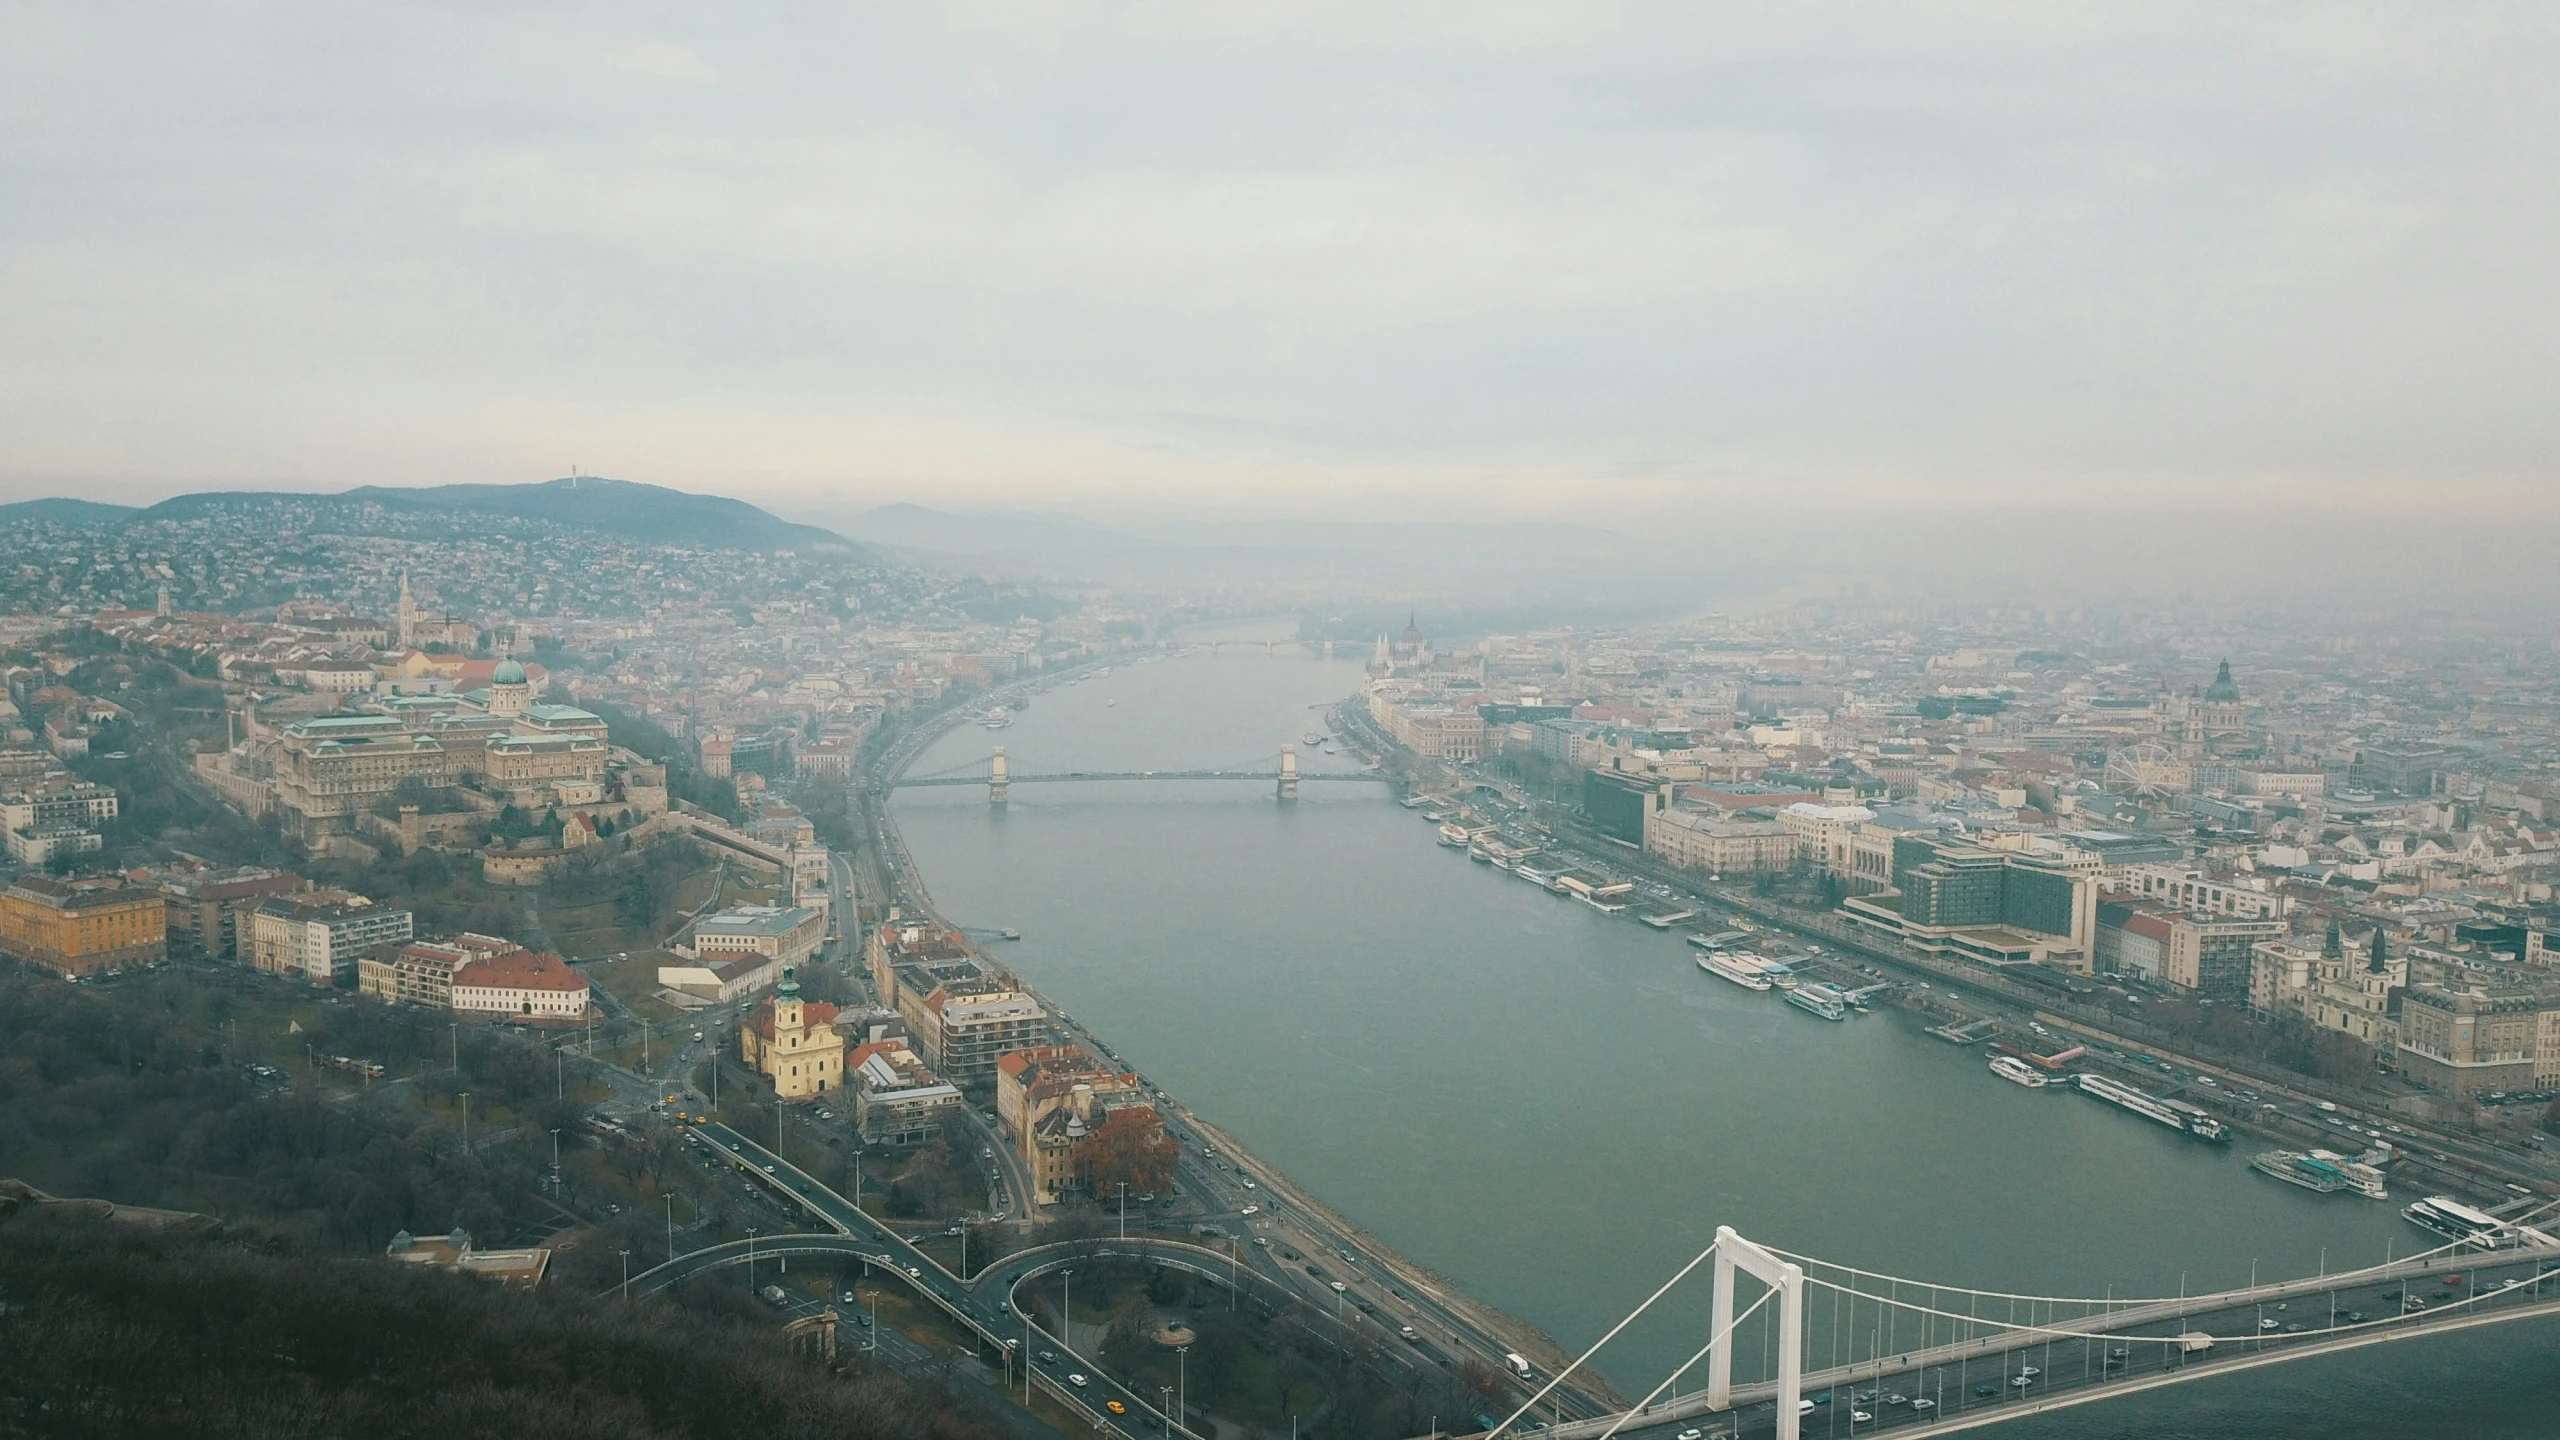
[{"left": 6, "top": 3, "right": 2558, "bottom": 528}]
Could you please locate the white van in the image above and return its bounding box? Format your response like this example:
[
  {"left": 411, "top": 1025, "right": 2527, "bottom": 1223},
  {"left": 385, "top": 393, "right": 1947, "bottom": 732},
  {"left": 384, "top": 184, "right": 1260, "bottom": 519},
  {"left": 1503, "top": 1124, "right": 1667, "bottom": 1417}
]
[{"left": 1505, "top": 1353, "right": 1533, "bottom": 1379}]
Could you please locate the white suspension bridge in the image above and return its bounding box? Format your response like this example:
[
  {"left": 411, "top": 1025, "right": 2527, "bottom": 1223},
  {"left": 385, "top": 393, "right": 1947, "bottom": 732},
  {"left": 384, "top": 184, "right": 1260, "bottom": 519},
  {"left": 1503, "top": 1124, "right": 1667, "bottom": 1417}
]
[{"left": 1483, "top": 1205, "right": 2560, "bottom": 1440}]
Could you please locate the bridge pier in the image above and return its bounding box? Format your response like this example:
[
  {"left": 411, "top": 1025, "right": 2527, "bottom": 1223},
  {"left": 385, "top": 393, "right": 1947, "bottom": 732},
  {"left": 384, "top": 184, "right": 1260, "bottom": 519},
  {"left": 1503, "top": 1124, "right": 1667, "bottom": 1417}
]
[
  {"left": 990, "top": 746, "right": 1008, "bottom": 806},
  {"left": 1710, "top": 1226, "right": 1804, "bottom": 1440},
  {"left": 1278, "top": 745, "right": 1298, "bottom": 801}
]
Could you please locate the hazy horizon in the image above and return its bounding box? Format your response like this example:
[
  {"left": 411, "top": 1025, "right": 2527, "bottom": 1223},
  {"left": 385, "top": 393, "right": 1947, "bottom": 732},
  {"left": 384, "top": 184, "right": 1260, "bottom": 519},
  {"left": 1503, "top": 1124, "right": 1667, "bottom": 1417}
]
[{"left": 8, "top": 5, "right": 2560, "bottom": 535}]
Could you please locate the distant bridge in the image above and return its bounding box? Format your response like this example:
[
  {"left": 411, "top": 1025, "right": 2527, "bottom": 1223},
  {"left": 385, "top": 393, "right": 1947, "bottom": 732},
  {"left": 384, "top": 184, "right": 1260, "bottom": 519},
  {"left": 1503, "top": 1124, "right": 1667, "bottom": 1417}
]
[
  {"left": 893, "top": 770, "right": 1390, "bottom": 788},
  {"left": 890, "top": 744, "right": 1393, "bottom": 803},
  {"left": 1185, "top": 638, "right": 1337, "bottom": 657}
]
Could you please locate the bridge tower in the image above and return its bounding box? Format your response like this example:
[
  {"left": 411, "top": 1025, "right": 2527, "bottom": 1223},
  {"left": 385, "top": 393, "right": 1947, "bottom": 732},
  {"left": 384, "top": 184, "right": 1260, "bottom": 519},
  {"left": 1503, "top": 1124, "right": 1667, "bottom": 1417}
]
[
  {"left": 1708, "top": 1226, "right": 1804, "bottom": 1440},
  {"left": 1277, "top": 744, "right": 1299, "bottom": 801},
  {"left": 989, "top": 746, "right": 1009, "bottom": 807}
]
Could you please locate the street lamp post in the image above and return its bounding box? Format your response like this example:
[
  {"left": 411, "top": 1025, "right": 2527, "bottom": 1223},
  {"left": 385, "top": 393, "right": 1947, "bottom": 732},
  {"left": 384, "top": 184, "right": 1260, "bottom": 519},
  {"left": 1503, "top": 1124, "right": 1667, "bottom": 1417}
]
[
  {"left": 1160, "top": 1387, "right": 1174, "bottom": 1436},
  {"left": 666, "top": 1192, "right": 676, "bottom": 1261},
  {"left": 619, "top": 1247, "right": 631, "bottom": 1300},
  {"left": 747, "top": 1226, "right": 759, "bottom": 1292},
  {"left": 460, "top": 1092, "right": 471, "bottom": 1154},
  {"left": 1119, "top": 1181, "right": 1127, "bottom": 1241},
  {"left": 549, "top": 1128, "right": 561, "bottom": 1190},
  {"left": 1177, "top": 1344, "right": 1189, "bottom": 1434}
]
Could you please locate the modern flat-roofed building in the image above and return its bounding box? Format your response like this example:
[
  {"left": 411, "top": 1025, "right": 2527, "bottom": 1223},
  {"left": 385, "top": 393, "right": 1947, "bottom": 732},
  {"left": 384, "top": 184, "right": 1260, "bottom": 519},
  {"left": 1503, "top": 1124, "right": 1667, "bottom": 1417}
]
[
  {"left": 1839, "top": 836, "right": 2100, "bottom": 972},
  {"left": 692, "top": 904, "right": 825, "bottom": 971},
  {"left": 246, "top": 892, "right": 415, "bottom": 985},
  {"left": 907, "top": 976, "right": 1047, "bottom": 1088},
  {"left": 848, "top": 1038, "right": 962, "bottom": 1143},
  {"left": 2095, "top": 899, "right": 2283, "bottom": 999},
  {"left": 0, "top": 777, "right": 119, "bottom": 864},
  {"left": 155, "top": 867, "right": 311, "bottom": 960},
  {"left": 2107, "top": 864, "right": 2286, "bottom": 921}
]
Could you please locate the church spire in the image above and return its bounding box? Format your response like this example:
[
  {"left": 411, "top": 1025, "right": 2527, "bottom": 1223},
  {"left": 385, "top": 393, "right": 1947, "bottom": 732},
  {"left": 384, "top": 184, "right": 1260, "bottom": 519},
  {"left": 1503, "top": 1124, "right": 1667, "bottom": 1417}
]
[
  {"left": 2367, "top": 927, "right": 2389, "bottom": 974},
  {"left": 2322, "top": 917, "right": 2343, "bottom": 960}
]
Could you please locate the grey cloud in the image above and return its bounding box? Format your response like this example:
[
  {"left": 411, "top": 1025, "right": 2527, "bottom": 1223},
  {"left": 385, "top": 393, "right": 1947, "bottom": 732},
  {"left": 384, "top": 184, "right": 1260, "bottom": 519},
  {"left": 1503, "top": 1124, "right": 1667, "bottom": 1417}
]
[{"left": 3, "top": 2, "right": 2557, "bottom": 518}]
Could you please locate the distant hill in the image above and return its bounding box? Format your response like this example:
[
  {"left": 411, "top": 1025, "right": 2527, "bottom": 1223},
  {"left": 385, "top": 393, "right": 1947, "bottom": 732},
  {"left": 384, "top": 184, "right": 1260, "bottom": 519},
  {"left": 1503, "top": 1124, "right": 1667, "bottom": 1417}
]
[
  {"left": 118, "top": 477, "right": 862, "bottom": 556},
  {"left": 0, "top": 498, "right": 141, "bottom": 527}
]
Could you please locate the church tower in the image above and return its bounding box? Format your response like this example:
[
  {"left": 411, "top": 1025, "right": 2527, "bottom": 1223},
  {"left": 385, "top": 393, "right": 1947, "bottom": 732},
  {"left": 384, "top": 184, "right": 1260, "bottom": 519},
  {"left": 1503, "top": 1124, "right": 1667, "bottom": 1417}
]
[
  {"left": 397, "top": 570, "right": 417, "bottom": 649},
  {"left": 774, "top": 966, "right": 804, "bottom": 1036}
]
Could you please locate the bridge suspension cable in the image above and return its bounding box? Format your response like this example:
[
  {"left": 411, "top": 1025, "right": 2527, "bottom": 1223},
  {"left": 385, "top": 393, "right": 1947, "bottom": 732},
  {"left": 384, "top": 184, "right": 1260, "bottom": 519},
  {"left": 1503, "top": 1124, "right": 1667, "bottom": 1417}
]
[
  {"left": 1796, "top": 1274, "right": 2186, "bottom": 1346},
  {"left": 1798, "top": 1257, "right": 2560, "bottom": 1347},
  {"left": 1591, "top": 1284, "right": 1779, "bottom": 1440},
  {"left": 1485, "top": 1237, "right": 1721, "bottom": 1440},
  {"left": 1763, "top": 1193, "right": 2560, "bottom": 1313},
  {"left": 1765, "top": 1249, "right": 2188, "bottom": 1310}
]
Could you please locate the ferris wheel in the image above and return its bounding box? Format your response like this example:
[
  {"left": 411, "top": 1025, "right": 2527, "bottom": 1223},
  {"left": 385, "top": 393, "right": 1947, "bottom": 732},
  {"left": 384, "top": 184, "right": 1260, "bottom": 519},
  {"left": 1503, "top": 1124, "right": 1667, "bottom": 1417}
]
[{"left": 2104, "top": 743, "right": 2190, "bottom": 799}]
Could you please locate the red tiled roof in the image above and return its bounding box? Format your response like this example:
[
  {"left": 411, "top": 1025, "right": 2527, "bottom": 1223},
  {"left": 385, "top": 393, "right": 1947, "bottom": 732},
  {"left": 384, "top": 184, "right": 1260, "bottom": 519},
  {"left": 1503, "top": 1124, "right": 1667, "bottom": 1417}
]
[
  {"left": 452, "top": 659, "right": 548, "bottom": 688},
  {"left": 749, "top": 998, "right": 841, "bottom": 1040},
  {"left": 455, "top": 948, "right": 585, "bottom": 992}
]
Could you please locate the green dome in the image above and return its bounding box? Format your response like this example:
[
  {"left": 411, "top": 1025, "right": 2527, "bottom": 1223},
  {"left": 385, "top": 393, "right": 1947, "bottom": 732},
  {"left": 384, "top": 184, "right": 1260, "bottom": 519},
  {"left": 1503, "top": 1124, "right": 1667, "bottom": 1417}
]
[
  {"left": 2203, "top": 659, "right": 2241, "bottom": 702},
  {"left": 492, "top": 659, "right": 528, "bottom": 685}
]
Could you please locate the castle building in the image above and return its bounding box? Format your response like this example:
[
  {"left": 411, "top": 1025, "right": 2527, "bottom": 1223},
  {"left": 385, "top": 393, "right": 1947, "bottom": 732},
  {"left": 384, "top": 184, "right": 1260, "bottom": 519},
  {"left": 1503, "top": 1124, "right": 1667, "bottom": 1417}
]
[{"left": 486, "top": 658, "right": 530, "bottom": 720}]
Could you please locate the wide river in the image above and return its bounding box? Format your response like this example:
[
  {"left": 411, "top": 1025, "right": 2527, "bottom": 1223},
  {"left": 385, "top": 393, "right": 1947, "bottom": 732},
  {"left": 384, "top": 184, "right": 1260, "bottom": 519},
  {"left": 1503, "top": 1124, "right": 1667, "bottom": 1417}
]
[{"left": 893, "top": 625, "right": 2560, "bottom": 1439}]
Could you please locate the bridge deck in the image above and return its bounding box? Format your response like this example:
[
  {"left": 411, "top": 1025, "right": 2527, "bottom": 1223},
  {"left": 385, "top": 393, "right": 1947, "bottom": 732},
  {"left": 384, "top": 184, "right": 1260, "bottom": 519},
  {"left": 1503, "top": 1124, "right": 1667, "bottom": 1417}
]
[
  {"left": 894, "top": 770, "right": 1390, "bottom": 786},
  {"left": 1528, "top": 1245, "right": 2560, "bottom": 1439}
]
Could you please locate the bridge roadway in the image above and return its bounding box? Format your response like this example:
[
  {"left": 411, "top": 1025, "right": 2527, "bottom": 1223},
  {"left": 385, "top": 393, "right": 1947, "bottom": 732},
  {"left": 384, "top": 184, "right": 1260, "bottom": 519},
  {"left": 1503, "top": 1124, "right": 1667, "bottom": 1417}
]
[
  {"left": 640, "top": 1121, "right": 1508, "bottom": 1436},
  {"left": 891, "top": 769, "right": 1392, "bottom": 788},
  {"left": 641, "top": 1121, "right": 1177, "bottom": 1436},
  {"left": 1522, "top": 1246, "right": 2560, "bottom": 1440}
]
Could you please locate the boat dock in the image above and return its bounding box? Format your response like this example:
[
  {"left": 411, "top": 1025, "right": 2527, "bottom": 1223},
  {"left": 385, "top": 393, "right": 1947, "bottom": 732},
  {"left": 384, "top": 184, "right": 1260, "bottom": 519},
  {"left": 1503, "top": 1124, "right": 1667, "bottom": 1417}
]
[
  {"left": 1927, "top": 1017, "right": 2001, "bottom": 1044},
  {"left": 1637, "top": 908, "right": 1698, "bottom": 929}
]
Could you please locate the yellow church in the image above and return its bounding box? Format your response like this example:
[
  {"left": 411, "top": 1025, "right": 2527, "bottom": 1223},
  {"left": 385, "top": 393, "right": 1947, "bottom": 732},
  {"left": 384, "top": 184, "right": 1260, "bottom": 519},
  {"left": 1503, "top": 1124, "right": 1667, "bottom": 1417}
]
[{"left": 740, "top": 968, "right": 847, "bottom": 1099}]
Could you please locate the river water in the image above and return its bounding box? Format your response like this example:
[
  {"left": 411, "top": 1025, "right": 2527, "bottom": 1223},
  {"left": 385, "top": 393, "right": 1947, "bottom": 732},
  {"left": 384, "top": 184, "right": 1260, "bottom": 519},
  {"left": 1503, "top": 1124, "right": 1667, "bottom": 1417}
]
[{"left": 893, "top": 626, "right": 2560, "bottom": 1439}]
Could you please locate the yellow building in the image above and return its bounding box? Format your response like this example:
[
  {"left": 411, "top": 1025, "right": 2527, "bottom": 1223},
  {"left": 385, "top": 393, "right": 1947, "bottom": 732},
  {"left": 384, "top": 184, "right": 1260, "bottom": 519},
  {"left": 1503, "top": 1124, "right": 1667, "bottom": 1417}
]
[
  {"left": 0, "top": 874, "right": 168, "bottom": 979},
  {"left": 741, "top": 969, "right": 846, "bottom": 1099}
]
